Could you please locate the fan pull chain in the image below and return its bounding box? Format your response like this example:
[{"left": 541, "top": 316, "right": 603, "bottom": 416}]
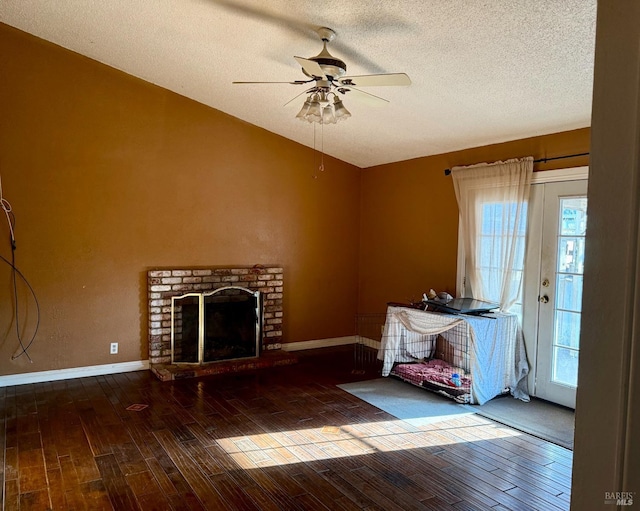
[
  {"left": 319, "top": 122, "right": 325, "bottom": 173},
  {"left": 312, "top": 122, "right": 326, "bottom": 179},
  {"left": 312, "top": 123, "right": 318, "bottom": 179}
]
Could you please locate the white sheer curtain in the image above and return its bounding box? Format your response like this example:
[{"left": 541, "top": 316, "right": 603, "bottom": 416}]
[{"left": 451, "top": 157, "right": 533, "bottom": 313}]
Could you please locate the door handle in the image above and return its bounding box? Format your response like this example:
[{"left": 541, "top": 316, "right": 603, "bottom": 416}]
[{"left": 539, "top": 295, "right": 549, "bottom": 304}]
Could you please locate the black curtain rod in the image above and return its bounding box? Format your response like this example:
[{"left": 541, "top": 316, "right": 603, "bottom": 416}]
[{"left": 443, "top": 152, "right": 590, "bottom": 176}]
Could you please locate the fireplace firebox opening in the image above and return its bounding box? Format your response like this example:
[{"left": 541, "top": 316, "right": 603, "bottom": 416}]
[{"left": 171, "top": 286, "right": 261, "bottom": 365}]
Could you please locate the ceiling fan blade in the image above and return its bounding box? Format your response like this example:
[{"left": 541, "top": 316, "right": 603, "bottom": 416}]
[
  {"left": 338, "top": 73, "right": 412, "bottom": 87},
  {"left": 233, "top": 80, "right": 310, "bottom": 85},
  {"left": 338, "top": 86, "right": 389, "bottom": 106},
  {"left": 294, "top": 57, "right": 327, "bottom": 80}
]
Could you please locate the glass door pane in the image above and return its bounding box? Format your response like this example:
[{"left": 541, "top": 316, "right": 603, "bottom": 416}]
[
  {"left": 551, "top": 197, "right": 587, "bottom": 388},
  {"left": 171, "top": 294, "right": 201, "bottom": 364}
]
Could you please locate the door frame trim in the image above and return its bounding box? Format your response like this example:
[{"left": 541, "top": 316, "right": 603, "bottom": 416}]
[{"left": 531, "top": 166, "right": 589, "bottom": 184}]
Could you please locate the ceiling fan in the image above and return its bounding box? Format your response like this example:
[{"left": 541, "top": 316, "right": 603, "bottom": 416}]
[{"left": 233, "top": 27, "right": 411, "bottom": 124}]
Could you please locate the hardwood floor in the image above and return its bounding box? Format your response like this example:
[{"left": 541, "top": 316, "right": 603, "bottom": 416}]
[{"left": 0, "top": 347, "right": 572, "bottom": 510}]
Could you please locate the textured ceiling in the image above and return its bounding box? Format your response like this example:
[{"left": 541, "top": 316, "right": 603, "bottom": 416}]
[{"left": 0, "top": 0, "right": 596, "bottom": 168}]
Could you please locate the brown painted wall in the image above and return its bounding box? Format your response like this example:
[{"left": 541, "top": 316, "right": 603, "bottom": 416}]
[
  {"left": 358, "top": 128, "right": 590, "bottom": 313},
  {"left": 0, "top": 22, "right": 591, "bottom": 377},
  {"left": 0, "top": 24, "right": 361, "bottom": 375}
]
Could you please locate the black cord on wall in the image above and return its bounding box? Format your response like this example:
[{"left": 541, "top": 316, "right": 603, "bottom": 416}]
[{"left": 0, "top": 175, "right": 40, "bottom": 362}]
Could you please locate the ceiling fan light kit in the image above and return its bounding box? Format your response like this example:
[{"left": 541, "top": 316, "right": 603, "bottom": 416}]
[
  {"left": 234, "top": 27, "right": 411, "bottom": 125},
  {"left": 296, "top": 91, "right": 351, "bottom": 124}
]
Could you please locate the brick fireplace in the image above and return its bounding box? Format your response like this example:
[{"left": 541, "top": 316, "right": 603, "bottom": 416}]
[{"left": 147, "top": 265, "right": 297, "bottom": 381}]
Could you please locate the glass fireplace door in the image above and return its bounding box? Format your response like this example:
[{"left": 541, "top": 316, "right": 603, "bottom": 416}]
[
  {"left": 171, "top": 287, "right": 261, "bottom": 364},
  {"left": 171, "top": 294, "right": 201, "bottom": 364}
]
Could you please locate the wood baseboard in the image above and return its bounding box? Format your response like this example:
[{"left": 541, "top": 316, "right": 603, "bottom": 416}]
[{"left": 0, "top": 360, "right": 150, "bottom": 387}]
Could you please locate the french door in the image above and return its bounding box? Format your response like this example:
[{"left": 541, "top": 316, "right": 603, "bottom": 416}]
[{"left": 523, "top": 179, "right": 588, "bottom": 408}]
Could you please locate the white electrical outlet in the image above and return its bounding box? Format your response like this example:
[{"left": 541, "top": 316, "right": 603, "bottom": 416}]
[{"left": 110, "top": 342, "right": 118, "bottom": 354}]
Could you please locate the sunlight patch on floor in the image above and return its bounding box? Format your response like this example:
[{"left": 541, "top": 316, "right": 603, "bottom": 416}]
[{"left": 214, "top": 415, "right": 522, "bottom": 469}]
